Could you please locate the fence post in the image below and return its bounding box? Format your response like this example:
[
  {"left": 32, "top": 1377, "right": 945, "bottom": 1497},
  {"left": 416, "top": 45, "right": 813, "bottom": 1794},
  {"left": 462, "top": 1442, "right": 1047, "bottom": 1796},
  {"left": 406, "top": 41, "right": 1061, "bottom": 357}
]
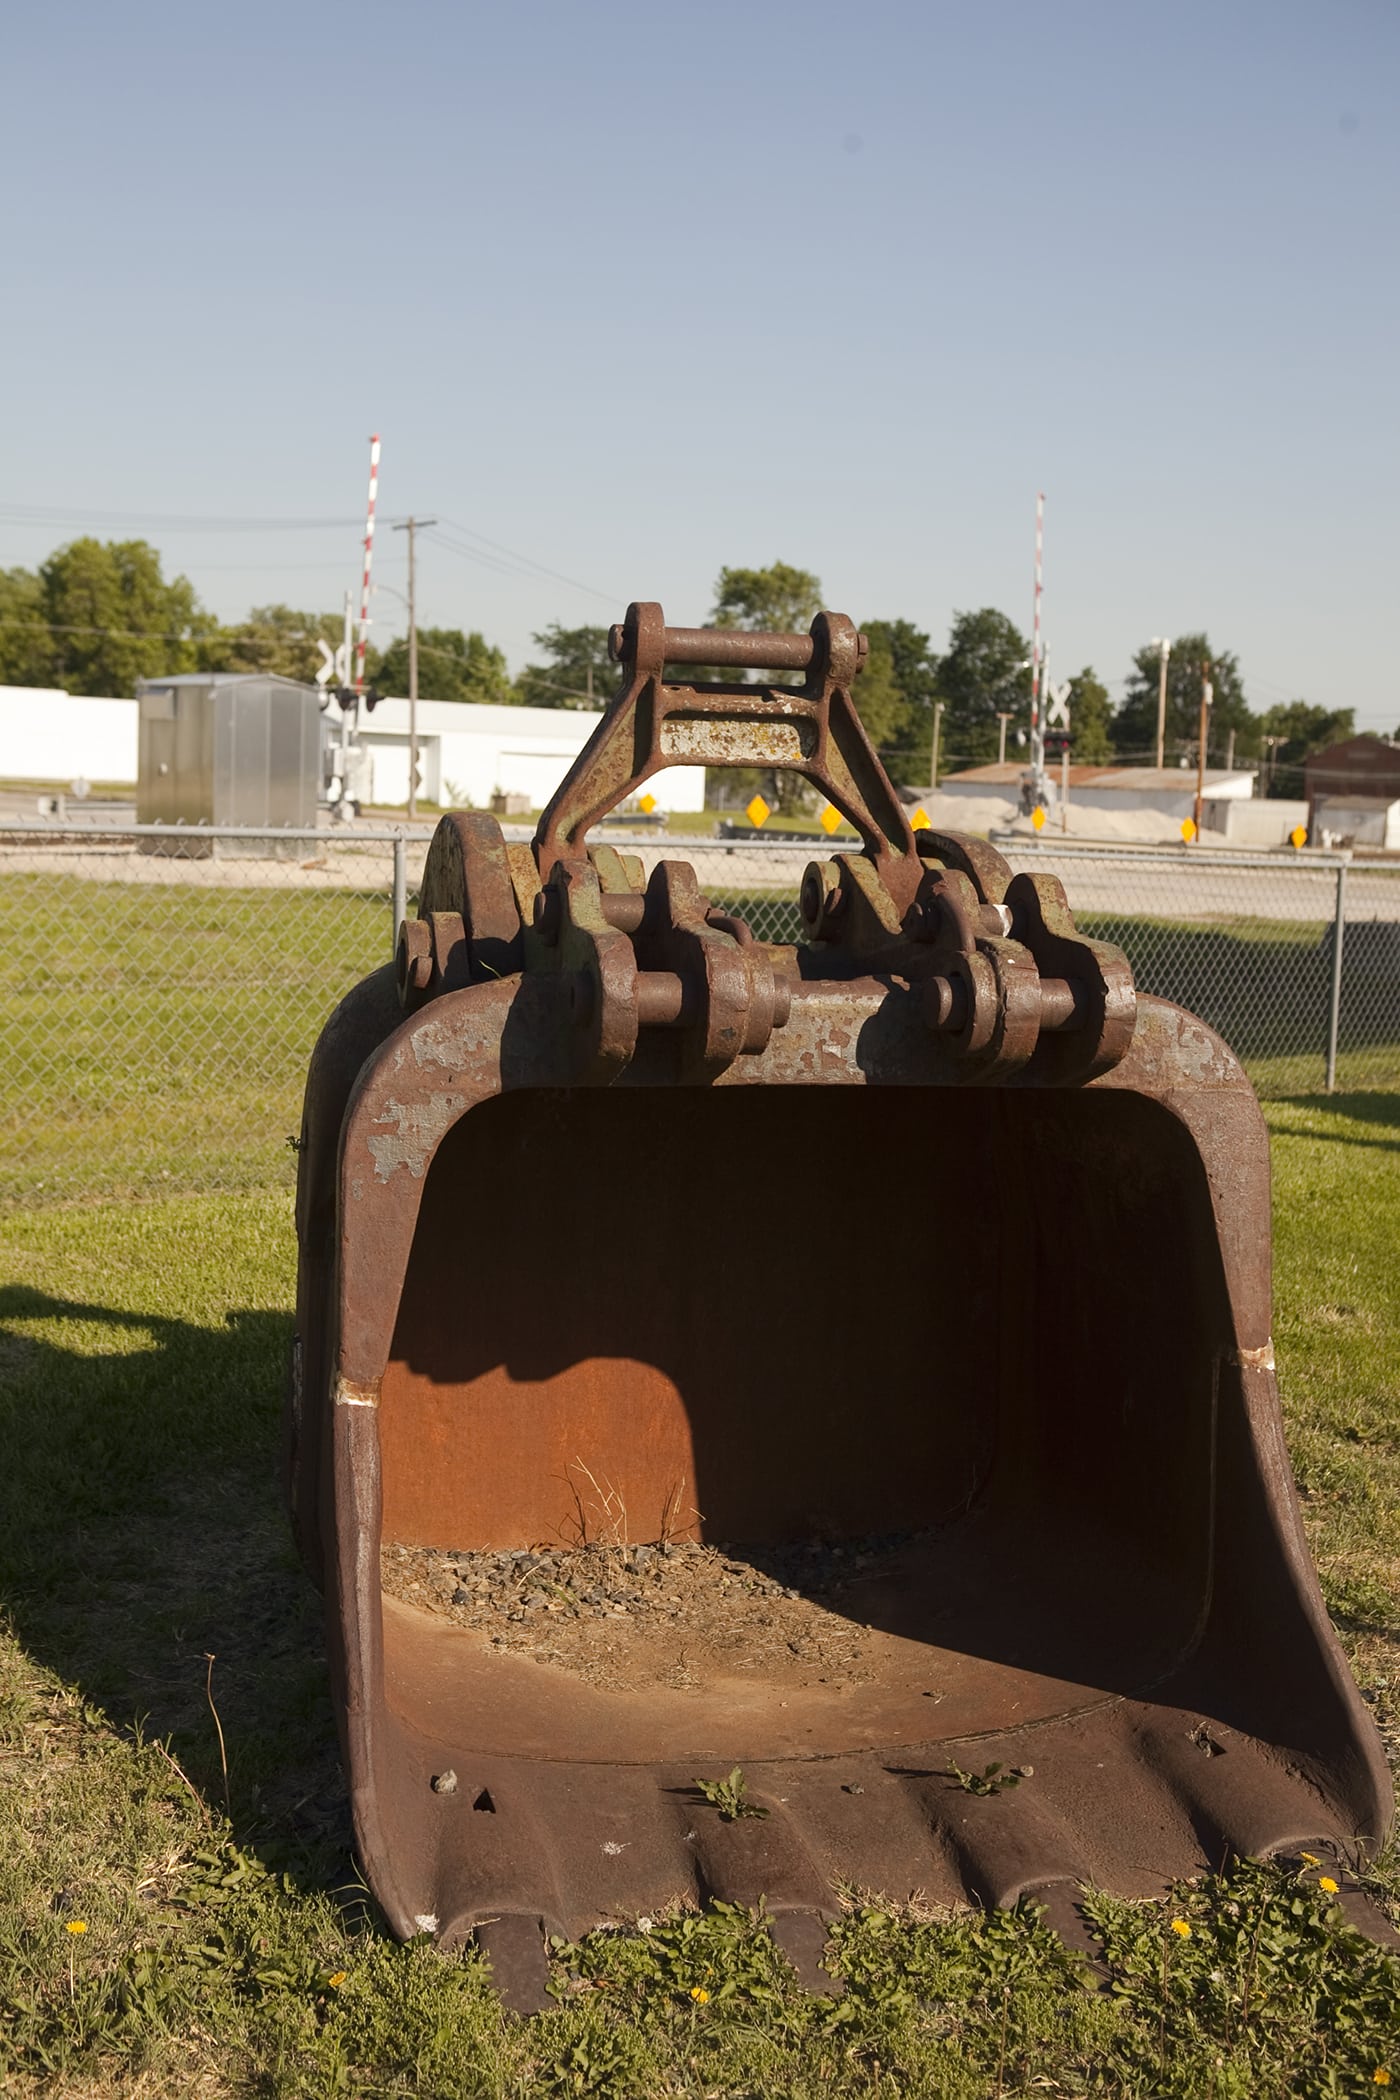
[
  {"left": 392, "top": 832, "right": 407, "bottom": 958},
  {"left": 1325, "top": 859, "right": 1347, "bottom": 1094}
]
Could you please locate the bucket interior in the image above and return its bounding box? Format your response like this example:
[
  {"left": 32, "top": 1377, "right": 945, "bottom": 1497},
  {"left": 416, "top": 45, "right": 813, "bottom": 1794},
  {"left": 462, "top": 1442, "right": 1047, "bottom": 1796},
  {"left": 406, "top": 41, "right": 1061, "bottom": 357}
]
[{"left": 376, "top": 1083, "right": 1232, "bottom": 1761}]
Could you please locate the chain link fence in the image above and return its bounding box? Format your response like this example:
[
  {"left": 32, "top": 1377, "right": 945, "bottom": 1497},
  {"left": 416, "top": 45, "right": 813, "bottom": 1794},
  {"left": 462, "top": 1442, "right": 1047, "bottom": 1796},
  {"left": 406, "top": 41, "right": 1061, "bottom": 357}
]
[{"left": 2, "top": 823, "right": 1397, "bottom": 1204}]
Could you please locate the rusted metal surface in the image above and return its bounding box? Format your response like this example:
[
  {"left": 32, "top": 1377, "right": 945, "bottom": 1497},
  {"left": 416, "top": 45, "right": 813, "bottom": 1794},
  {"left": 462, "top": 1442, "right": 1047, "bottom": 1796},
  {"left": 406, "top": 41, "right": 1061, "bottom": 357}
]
[{"left": 291, "top": 605, "right": 1393, "bottom": 2009}]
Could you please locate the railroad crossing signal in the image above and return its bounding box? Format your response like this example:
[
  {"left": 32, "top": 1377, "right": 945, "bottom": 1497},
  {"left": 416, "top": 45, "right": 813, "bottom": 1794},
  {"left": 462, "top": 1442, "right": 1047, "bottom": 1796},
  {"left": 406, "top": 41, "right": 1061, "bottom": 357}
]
[{"left": 316, "top": 639, "right": 351, "bottom": 687}]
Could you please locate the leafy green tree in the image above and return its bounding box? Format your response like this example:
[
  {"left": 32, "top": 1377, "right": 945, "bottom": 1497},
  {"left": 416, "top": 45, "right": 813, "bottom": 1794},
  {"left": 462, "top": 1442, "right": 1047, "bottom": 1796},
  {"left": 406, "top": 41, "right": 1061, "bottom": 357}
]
[
  {"left": 860, "top": 617, "right": 940, "bottom": 781},
  {"left": 515, "top": 623, "right": 616, "bottom": 709},
  {"left": 0, "top": 565, "right": 57, "bottom": 687},
  {"left": 1113, "top": 635, "right": 1255, "bottom": 767},
  {"left": 197, "top": 603, "right": 347, "bottom": 684},
  {"left": 1255, "top": 701, "right": 1356, "bottom": 798},
  {"left": 1065, "top": 667, "right": 1115, "bottom": 766},
  {"left": 375, "top": 626, "right": 511, "bottom": 705},
  {"left": 711, "top": 562, "right": 822, "bottom": 636},
  {"left": 934, "top": 609, "right": 1032, "bottom": 770},
  {"left": 39, "top": 538, "right": 205, "bottom": 695}
]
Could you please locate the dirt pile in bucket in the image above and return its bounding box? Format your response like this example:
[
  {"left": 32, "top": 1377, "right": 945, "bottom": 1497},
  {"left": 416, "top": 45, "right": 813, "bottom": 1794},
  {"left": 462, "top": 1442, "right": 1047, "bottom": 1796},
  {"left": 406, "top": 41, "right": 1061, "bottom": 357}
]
[{"left": 379, "top": 1535, "right": 919, "bottom": 1692}]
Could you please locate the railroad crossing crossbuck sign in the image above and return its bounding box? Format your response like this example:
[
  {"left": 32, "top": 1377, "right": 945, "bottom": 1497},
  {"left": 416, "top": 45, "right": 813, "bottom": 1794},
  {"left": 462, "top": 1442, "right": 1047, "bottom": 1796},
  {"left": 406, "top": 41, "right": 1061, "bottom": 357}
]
[
  {"left": 316, "top": 639, "right": 352, "bottom": 687},
  {"left": 1046, "top": 680, "right": 1072, "bottom": 730}
]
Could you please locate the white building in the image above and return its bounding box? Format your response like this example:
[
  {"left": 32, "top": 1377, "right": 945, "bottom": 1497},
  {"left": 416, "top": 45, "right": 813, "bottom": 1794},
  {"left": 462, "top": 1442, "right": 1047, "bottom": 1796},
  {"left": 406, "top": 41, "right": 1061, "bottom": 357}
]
[
  {"left": 0, "top": 683, "right": 708, "bottom": 816},
  {"left": 935, "top": 762, "right": 1257, "bottom": 817},
  {"left": 1312, "top": 794, "right": 1400, "bottom": 851},
  {"left": 353, "top": 696, "right": 705, "bottom": 814},
  {"left": 0, "top": 686, "right": 138, "bottom": 785}
]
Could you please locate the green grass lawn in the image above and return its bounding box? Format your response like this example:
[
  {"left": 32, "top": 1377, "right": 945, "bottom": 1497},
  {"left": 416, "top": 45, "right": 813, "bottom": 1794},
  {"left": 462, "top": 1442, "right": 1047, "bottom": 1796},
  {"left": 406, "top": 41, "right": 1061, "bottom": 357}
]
[
  {"left": 0, "top": 1097, "right": 1396, "bottom": 2095},
  {"left": 3, "top": 872, "right": 1399, "bottom": 1212},
  {"left": 0, "top": 876, "right": 392, "bottom": 1203}
]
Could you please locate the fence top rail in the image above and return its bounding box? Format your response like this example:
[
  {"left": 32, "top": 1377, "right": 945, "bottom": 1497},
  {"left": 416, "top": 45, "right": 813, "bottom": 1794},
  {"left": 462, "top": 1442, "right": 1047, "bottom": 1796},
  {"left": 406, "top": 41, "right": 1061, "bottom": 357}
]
[
  {"left": 3, "top": 820, "right": 1391, "bottom": 882},
  {"left": 0, "top": 821, "right": 414, "bottom": 845}
]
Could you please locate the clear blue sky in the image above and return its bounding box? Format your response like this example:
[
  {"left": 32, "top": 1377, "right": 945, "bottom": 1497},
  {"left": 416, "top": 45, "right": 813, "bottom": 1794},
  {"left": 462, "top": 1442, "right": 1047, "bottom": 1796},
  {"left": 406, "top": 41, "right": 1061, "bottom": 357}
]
[{"left": 4, "top": 0, "right": 1397, "bottom": 728}]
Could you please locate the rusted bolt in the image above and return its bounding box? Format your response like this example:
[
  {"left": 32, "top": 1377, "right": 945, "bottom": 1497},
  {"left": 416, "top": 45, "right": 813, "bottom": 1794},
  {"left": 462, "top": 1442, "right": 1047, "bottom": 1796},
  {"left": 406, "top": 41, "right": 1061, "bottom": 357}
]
[
  {"left": 924, "top": 974, "right": 969, "bottom": 1033},
  {"left": 800, "top": 859, "right": 845, "bottom": 935},
  {"left": 533, "top": 889, "right": 562, "bottom": 939},
  {"left": 635, "top": 971, "right": 701, "bottom": 1028},
  {"left": 395, "top": 919, "right": 434, "bottom": 1009},
  {"left": 1038, "top": 977, "right": 1087, "bottom": 1031}
]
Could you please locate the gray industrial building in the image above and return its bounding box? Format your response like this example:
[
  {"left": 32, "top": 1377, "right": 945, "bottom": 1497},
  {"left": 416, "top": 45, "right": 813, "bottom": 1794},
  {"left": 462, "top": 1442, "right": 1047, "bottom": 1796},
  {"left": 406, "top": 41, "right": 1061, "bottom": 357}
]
[{"left": 136, "top": 673, "right": 323, "bottom": 855}]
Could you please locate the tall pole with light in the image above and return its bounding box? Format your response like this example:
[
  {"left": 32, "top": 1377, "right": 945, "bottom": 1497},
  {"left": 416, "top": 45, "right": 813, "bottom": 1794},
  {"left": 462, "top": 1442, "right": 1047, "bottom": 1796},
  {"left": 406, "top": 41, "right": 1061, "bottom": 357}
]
[
  {"left": 355, "top": 435, "right": 380, "bottom": 695},
  {"left": 392, "top": 516, "right": 437, "bottom": 818},
  {"left": 1152, "top": 637, "right": 1172, "bottom": 770},
  {"left": 1028, "top": 491, "right": 1048, "bottom": 810},
  {"left": 1193, "top": 657, "right": 1213, "bottom": 838}
]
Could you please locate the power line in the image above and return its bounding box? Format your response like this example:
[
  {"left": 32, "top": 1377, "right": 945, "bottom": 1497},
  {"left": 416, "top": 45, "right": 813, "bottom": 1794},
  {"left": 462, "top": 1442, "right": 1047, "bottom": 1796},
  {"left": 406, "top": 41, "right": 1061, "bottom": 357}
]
[
  {"left": 0, "top": 503, "right": 361, "bottom": 533},
  {"left": 427, "top": 519, "right": 618, "bottom": 605}
]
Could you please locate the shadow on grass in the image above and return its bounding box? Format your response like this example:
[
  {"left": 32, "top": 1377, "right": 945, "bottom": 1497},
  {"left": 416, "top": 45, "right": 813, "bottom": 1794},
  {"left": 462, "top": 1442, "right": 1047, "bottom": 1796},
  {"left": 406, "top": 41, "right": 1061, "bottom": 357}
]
[
  {"left": 1270, "top": 1093, "right": 1400, "bottom": 1145},
  {"left": 0, "top": 1286, "right": 350, "bottom": 1893}
]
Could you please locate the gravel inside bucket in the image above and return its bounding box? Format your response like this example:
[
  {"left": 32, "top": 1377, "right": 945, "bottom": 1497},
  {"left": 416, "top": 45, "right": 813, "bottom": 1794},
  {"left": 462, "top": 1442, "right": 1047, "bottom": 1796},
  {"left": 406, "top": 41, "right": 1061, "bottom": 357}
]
[{"left": 379, "top": 1534, "right": 917, "bottom": 1691}]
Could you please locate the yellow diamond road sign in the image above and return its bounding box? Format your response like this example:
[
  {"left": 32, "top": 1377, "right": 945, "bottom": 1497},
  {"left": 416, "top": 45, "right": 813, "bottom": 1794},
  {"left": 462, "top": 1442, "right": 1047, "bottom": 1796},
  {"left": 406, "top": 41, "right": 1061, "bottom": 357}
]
[
  {"left": 1290, "top": 824, "right": 1307, "bottom": 849},
  {"left": 820, "top": 803, "right": 843, "bottom": 835},
  {"left": 1181, "top": 817, "right": 1197, "bottom": 843},
  {"left": 1031, "top": 805, "right": 1046, "bottom": 832},
  {"left": 746, "top": 794, "right": 770, "bottom": 828},
  {"left": 911, "top": 808, "right": 931, "bottom": 832},
  {"left": 638, "top": 792, "right": 657, "bottom": 814}
]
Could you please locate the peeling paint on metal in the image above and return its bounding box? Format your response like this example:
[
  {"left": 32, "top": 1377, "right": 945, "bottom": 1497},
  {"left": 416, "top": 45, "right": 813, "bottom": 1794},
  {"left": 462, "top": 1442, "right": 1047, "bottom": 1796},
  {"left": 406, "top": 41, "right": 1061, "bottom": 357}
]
[
  {"left": 366, "top": 1092, "right": 466, "bottom": 1181},
  {"left": 335, "top": 1377, "right": 381, "bottom": 1410}
]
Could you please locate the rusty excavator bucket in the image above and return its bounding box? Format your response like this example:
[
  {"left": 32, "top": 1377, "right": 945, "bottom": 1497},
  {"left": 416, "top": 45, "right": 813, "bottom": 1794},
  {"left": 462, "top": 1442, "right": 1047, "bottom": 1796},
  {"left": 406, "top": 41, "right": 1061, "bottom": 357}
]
[{"left": 290, "top": 604, "right": 1392, "bottom": 2006}]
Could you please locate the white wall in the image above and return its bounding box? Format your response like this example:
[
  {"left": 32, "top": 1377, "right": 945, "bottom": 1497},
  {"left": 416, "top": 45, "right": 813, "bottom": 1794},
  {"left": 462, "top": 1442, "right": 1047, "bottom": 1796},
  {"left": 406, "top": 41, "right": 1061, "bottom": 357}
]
[
  {"left": 357, "top": 697, "right": 706, "bottom": 812},
  {"left": 1201, "top": 798, "right": 1309, "bottom": 846},
  {"left": 1071, "top": 782, "right": 1253, "bottom": 817},
  {"left": 0, "top": 687, "right": 139, "bottom": 783}
]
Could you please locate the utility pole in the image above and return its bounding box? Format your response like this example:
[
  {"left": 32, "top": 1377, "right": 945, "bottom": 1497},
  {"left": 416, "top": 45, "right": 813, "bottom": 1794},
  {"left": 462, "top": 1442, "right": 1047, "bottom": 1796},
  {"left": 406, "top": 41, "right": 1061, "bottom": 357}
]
[
  {"left": 996, "top": 711, "right": 1012, "bottom": 765},
  {"left": 1028, "top": 492, "right": 1049, "bottom": 812},
  {"left": 392, "top": 515, "right": 437, "bottom": 818},
  {"left": 340, "top": 589, "right": 354, "bottom": 786},
  {"left": 1193, "top": 658, "right": 1213, "bottom": 838},
  {"left": 1153, "top": 637, "right": 1171, "bottom": 770},
  {"left": 1225, "top": 726, "right": 1236, "bottom": 774},
  {"left": 931, "top": 701, "right": 945, "bottom": 789}
]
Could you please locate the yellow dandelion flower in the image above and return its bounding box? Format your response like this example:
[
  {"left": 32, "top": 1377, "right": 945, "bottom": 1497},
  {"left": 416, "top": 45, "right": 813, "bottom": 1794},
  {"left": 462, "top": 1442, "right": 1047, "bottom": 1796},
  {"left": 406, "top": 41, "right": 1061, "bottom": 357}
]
[
  {"left": 1299, "top": 1851, "right": 1320, "bottom": 1866},
  {"left": 1318, "top": 1876, "right": 1339, "bottom": 1894},
  {"left": 1373, "top": 2071, "right": 1391, "bottom": 2088},
  {"left": 690, "top": 1985, "right": 710, "bottom": 2003},
  {"left": 1169, "top": 1918, "right": 1191, "bottom": 1938},
  {"left": 327, "top": 1971, "right": 347, "bottom": 1989},
  {"left": 65, "top": 1920, "right": 88, "bottom": 1936}
]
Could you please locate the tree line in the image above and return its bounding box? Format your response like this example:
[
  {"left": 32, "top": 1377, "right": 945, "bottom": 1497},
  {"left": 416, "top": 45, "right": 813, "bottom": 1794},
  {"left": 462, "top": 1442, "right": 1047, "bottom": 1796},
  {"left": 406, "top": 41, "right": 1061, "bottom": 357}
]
[{"left": 0, "top": 540, "right": 1358, "bottom": 799}]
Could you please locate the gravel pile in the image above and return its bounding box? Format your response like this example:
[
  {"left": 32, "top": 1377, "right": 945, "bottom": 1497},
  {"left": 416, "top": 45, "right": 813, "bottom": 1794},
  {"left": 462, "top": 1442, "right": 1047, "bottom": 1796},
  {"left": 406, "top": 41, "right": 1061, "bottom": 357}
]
[{"left": 380, "top": 1532, "right": 915, "bottom": 1692}]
